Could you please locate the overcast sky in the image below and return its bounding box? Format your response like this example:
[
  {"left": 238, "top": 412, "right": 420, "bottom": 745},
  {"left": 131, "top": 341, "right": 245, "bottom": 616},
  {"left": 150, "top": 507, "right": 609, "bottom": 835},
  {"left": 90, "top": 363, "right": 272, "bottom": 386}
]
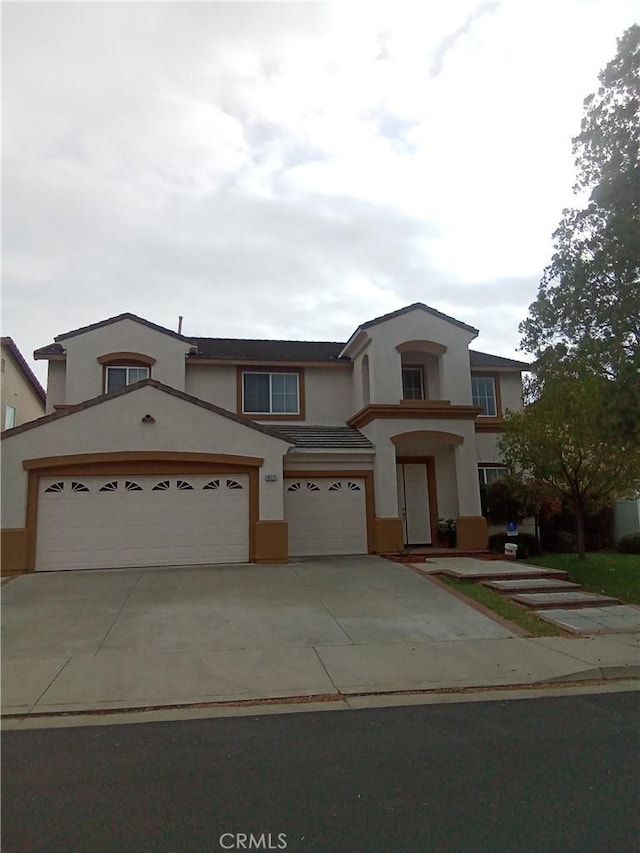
[{"left": 3, "top": 1, "right": 638, "bottom": 382}]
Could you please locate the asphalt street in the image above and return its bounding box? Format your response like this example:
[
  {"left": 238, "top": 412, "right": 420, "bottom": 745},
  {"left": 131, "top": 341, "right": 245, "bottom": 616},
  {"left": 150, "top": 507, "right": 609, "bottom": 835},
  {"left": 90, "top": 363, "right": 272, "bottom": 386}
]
[{"left": 2, "top": 691, "right": 638, "bottom": 853}]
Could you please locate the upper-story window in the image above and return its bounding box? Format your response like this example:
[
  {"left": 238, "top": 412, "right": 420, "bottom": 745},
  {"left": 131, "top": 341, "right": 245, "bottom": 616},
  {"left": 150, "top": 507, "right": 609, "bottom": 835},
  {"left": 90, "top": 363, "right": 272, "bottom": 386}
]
[
  {"left": 105, "top": 366, "right": 149, "bottom": 393},
  {"left": 402, "top": 366, "right": 424, "bottom": 400},
  {"left": 472, "top": 376, "right": 497, "bottom": 416},
  {"left": 4, "top": 404, "right": 16, "bottom": 429},
  {"left": 242, "top": 371, "right": 299, "bottom": 414}
]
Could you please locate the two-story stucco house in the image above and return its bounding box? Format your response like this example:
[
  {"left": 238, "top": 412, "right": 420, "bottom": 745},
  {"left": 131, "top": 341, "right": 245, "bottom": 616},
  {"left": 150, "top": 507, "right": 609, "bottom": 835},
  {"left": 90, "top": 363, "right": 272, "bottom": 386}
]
[{"left": 0, "top": 303, "right": 527, "bottom": 574}]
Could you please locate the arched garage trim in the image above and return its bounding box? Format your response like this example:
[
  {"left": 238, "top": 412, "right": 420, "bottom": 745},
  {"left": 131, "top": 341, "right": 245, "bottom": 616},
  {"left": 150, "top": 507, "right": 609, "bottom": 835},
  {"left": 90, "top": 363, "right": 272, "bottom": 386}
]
[{"left": 23, "top": 451, "right": 264, "bottom": 571}]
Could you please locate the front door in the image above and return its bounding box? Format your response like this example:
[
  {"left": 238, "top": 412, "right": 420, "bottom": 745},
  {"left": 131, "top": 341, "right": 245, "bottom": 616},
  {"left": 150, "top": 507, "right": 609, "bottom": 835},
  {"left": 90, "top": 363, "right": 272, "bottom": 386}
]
[{"left": 396, "top": 463, "right": 431, "bottom": 546}]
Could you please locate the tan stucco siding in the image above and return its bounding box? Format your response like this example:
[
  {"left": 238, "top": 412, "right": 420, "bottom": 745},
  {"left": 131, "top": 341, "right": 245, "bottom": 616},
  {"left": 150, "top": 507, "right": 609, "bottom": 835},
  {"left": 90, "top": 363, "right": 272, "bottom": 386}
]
[
  {"left": 186, "top": 364, "right": 353, "bottom": 425},
  {"left": 185, "top": 364, "right": 236, "bottom": 411},
  {"left": 62, "top": 319, "right": 192, "bottom": 404},
  {"left": 45, "top": 361, "right": 66, "bottom": 413},
  {"left": 303, "top": 368, "right": 353, "bottom": 423},
  {"left": 475, "top": 432, "right": 502, "bottom": 463},
  {"left": 1, "top": 385, "right": 291, "bottom": 528},
  {"left": 434, "top": 450, "right": 459, "bottom": 519},
  {"left": 498, "top": 372, "right": 524, "bottom": 413},
  {"left": 1, "top": 350, "right": 45, "bottom": 426}
]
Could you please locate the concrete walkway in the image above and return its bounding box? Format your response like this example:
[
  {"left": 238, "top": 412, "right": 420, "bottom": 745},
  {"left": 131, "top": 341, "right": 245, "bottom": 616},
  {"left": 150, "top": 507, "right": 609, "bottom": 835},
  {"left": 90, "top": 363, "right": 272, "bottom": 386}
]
[{"left": 2, "top": 557, "right": 638, "bottom": 717}]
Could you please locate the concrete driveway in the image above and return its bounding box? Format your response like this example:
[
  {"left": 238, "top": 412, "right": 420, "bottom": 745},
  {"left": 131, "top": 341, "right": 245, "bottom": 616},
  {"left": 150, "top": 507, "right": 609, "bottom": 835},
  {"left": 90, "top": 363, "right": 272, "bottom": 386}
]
[{"left": 5, "top": 556, "right": 631, "bottom": 716}]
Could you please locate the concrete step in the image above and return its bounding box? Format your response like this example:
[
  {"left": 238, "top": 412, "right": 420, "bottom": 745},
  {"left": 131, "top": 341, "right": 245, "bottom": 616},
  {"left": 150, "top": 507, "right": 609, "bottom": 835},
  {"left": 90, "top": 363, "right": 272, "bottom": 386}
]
[
  {"left": 482, "top": 578, "right": 582, "bottom": 594},
  {"left": 509, "top": 591, "right": 621, "bottom": 610},
  {"left": 442, "top": 568, "right": 569, "bottom": 582},
  {"left": 535, "top": 604, "right": 640, "bottom": 634}
]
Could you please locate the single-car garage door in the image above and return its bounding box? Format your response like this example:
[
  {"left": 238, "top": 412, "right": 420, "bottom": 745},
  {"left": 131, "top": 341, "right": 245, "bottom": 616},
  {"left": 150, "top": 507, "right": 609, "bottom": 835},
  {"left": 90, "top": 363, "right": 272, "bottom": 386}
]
[
  {"left": 35, "top": 474, "right": 250, "bottom": 570},
  {"left": 285, "top": 478, "right": 368, "bottom": 557}
]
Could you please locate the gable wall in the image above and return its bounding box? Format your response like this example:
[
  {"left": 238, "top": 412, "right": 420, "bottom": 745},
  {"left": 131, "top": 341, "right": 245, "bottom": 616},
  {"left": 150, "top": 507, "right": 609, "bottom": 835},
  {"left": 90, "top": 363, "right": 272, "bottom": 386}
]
[
  {"left": 364, "top": 311, "right": 477, "bottom": 405},
  {"left": 1, "top": 385, "right": 291, "bottom": 528},
  {"left": 62, "top": 319, "right": 192, "bottom": 405}
]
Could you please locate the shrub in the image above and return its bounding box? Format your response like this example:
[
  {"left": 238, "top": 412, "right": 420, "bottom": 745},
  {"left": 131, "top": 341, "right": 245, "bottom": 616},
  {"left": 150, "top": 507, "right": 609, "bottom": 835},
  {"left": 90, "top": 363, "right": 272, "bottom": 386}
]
[
  {"left": 541, "top": 529, "right": 577, "bottom": 553},
  {"left": 488, "top": 532, "right": 541, "bottom": 559},
  {"left": 484, "top": 477, "right": 536, "bottom": 525},
  {"left": 618, "top": 532, "right": 640, "bottom": 554}
]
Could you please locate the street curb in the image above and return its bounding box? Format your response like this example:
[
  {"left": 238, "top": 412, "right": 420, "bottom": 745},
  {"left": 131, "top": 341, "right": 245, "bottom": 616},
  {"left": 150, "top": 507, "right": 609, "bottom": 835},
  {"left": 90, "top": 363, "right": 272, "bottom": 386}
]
[{"left": 3, "top": 666, "right": 638, "bottom": 724}]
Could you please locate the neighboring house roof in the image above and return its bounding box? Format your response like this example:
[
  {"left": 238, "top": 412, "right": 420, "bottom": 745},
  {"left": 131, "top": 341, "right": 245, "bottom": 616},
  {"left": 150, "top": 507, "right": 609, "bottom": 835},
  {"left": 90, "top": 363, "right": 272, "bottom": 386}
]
[
  {"left": 269, "top": 425, "right": 373, "bottom": 449},
  {"left": 190, "top": 338, "right": 347, "bottom": 363},
  {"left": 1, "top": 337, "right": 46, "bottom": 404},
  {"left": 53, "top": 313, "right": 195, "bottom": 344},
  {"left": 0, "top": 379, "right": 293, "bottom": 443},
  {"left": 469, "top": 350, "right": 530, "bottom": 370},
  {"left": 358, "top": 302, "right": 479, "bottom": 335}
]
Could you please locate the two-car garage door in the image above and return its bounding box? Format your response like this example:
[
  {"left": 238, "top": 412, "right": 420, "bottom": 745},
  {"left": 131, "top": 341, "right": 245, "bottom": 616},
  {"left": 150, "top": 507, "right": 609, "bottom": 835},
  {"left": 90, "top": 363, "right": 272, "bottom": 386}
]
[{"left": 35, "top": 475, "right": 249, "bottom": 571}]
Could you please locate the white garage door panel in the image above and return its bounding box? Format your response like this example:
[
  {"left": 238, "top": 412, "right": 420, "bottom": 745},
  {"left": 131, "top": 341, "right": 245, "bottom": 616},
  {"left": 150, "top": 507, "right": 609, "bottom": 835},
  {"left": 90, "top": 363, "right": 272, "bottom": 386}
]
[
  {"left": 285, "top": 479, "right": 367, "bottom": 557},
  {"left": 36, "top": 475, "right": 249, "bottom": 570}
]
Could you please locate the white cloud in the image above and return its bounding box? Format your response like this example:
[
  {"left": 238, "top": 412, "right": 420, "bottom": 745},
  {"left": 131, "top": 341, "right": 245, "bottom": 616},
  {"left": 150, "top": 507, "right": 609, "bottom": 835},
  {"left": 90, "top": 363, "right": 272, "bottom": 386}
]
[{"left": 3, "top": 0, "right": 638, "bottom": 381}]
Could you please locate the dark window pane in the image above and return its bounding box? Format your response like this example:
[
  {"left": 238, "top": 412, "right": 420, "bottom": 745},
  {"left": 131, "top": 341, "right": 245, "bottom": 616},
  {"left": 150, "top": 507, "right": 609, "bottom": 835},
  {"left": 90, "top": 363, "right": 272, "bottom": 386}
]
[
  {"left": 243, "top": 373, "right": 270, "bottom": 412},
  {"left": 107, "top": 368, "right": 127, "bottom": 392},
  {"left": 402, "top": 368, "right": 423, "bottom": 400}
]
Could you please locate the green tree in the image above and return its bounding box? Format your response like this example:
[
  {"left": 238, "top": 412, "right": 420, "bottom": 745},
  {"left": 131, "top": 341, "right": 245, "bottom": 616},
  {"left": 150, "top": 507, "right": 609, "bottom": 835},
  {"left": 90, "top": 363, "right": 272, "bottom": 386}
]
[
  {"left": 483, "top": 476, "right": 536, "bottom": 526},
  {"left": 499, "top": 373, "right": 640, "bottom": 558},
  {"left": 520, "top": 25, "right": 640, "bottom": 380}
]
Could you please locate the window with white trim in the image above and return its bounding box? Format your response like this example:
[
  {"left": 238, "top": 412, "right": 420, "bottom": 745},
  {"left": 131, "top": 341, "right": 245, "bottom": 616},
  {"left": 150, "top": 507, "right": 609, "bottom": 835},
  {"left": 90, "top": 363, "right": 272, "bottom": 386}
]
[
  {"left": 402, "top": 366, "right": 424, "bottom": 400},
  {"left": 4, "top": 405, "right": 16, "bottom": 429},
  {"left": 471, "top": 376, "right": 497, "bottom": 416},
  {"left": 478, "top": 466, "right": 509, "bottom": 485},
  {"left": 105, "top": 366, "right": 149, "bottom": 393},
  {"left": 242, "top": 372, "right": 299, "bottom": 414}
]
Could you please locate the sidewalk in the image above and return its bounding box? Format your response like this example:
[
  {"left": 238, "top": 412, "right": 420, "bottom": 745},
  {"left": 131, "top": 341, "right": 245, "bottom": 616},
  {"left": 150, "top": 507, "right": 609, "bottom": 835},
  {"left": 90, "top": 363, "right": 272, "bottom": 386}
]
[
  {"left": 3, "top": 631, "right": 638, "bottom": 718},
  {"left": 2, "top": 557, "right": 638, "bottom": 720}
]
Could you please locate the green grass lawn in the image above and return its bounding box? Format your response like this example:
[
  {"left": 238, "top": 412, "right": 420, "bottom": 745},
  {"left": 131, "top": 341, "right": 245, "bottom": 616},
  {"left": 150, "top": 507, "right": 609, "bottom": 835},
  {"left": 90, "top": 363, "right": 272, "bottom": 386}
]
[
  {"left": 525, "top": 552, "right": 640, "bottom": 605},
  {"left": 437, "top": 576, "right": 567, "bottom": 637}
]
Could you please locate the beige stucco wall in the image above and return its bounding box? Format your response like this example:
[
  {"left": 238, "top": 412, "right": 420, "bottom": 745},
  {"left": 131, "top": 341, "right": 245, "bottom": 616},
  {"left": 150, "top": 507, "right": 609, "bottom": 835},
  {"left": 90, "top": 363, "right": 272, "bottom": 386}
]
[
  {"left": 474, "top": 431, "right": 502, "bottom": 463},
  {"left": 1, "top": 384, "right": 291, "bottom": 528},
  {"left": 302, "top": 367, "right": 353, "bottom": 423},
  {"left": 186, "top": 363, "right": 353, "bottom": 425},
  {"left": 354, "top": 309, "right": 478, "bottom": 407},
  {"left": 497, "top": 372, "right": 525, "bottom": 413},
  {"left": 61, "top": 319, "right": 193, "bottom": 405},
  {"left": 434, "top": 451, "right": 459, "bottom": 519},
  {"left": 351, "top": 348, "right": 372, "bottom": 415},
  {"left": 45, "top": 361, "right": 66, "bottom": 413},
  {"left": 185, "top": 364, "right": 236, "bottom": 410},
  {"left": 1, "top": 347, "right": 45, "bottom": 427}
]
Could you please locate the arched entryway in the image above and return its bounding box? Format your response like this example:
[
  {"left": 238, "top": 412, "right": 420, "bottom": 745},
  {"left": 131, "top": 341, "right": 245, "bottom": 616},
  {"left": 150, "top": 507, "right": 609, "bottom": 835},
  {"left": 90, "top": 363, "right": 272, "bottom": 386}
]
[{"left": 391, "top": 430, "right": 464, "bottom": 547}]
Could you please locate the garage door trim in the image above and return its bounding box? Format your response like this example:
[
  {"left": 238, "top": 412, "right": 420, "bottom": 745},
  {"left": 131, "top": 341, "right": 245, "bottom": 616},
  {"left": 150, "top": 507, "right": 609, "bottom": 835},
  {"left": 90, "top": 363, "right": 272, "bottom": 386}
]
[{"left": 24, "top": 452, "right": 262, "bottom": 571}]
